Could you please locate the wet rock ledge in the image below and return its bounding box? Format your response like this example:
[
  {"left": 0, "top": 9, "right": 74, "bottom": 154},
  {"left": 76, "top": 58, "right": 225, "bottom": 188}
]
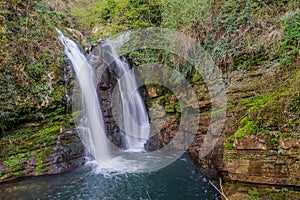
[{"left": 0, "top": 126, "right": 85, "bottom": 182}]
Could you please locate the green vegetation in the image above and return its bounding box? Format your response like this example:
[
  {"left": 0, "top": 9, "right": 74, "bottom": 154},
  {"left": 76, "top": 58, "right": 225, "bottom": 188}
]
[
  {"left": 35, "top": 147, "right": 52, "bottom": 175},
  {"left": 236, "top": 121, "right": 257, "bottom": 138},
  {"left": 68, "top": 0, "right": 297, "bottom": 73},
  {"left": 279, "top": 11, "right": 300, "bottom": 65},
  {"left": 69, "top": 1, "right": 300, "bottom": 130},
  {"left": 248, "top": 187, "right": 300, "bottom": 200},
  {"left": 229, "top": 153, "right": 238, "bottom": 159},
  {"left": 71, "top": 0, "right": 162, "bottom": 38},
  {"left": 226, "top": 85, "right": 300, "bottom": 150},
  {"left": 0, "top": 0, "right": 299, "bottom": 192},
  {"left": 162, "top": 0, "right": 210, "bottom": 30},
  {"left": 159, "top": 0, "right": 300, "bottom": 69},
  {"left": 248, "top": 189, "right": 259, "bottom": 200},
  {"left": 0, "top": 122, "right": 60, "bottom": 158},
  {"left": 225, "top": 141, "right": 234, "bottom": 151},
  {"left": 4, "top": 154, "right": 26, "bottom": 173},
  {"left": 225, "top": 102, "right": 264, "bottom": 150},
  {"left": 0, "top": 0, "right": 76, "bottom": 136},
  {"left": 0, "top": 121, "right": 67, "bottom": 180}
]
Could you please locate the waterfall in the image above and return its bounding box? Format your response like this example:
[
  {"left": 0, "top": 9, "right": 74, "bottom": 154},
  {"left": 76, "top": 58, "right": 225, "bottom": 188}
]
[
  {"left": 57, "top": 29, "right": 111, "bottom": 163},
  {"left": 100, "top": 39, "right": 150, "bottom": 151},
  {"left": 57, "top": 29, "right": 149, "bottom": 162}
]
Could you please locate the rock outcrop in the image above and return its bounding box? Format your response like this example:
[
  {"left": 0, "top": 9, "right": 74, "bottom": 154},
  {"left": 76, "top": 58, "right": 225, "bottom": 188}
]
[
  {"left": 0, "top": 129, "right": 85, "bottom": 182},
  {"left": 221, "top": 65, "right": 300, "bottom": 199},
  {"left": 144, "top": 70, "right": 224, "bottom": 170},
  {"left": 144, "top": 62, "right": 300, "bottom": 197}
]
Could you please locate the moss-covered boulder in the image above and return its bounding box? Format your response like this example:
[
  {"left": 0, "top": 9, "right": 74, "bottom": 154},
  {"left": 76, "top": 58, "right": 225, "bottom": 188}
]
[{"left": 0, "top": 124, "right": 85, "bottom": 182}]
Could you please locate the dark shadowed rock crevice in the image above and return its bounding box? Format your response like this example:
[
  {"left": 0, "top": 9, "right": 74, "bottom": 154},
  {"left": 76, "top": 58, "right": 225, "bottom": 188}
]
[{"left": 87, "top": 44, "right": 127, "bottom": 149}]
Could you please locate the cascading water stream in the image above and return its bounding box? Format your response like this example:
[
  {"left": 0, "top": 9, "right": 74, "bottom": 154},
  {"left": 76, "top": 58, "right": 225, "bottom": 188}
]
[
  {"left": 57, "top": 29, "right": 111, "bottom": 163},
  {"left": 56, "top": 29, "right": 189, "bottom": 174},
  {"left": 100, "top": 39, "right": 150, "bottom": 151},
  {"left": 57, "top": 29, "right": 150, "bottom": 166}
]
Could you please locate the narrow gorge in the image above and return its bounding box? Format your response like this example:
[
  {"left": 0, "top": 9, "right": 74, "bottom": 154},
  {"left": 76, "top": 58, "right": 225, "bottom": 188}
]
[{"left": 0, "top": 0, "right": 299, "bottom": 199}]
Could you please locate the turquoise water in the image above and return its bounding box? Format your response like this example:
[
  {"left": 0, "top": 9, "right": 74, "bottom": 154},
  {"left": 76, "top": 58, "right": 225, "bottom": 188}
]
[{"left": 0, "top": 154, "right": 219, "bottom": 200}]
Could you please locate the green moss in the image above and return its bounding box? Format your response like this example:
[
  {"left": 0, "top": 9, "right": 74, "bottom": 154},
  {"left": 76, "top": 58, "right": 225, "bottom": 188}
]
[
  {"left": 235, "top": 129, "right": 245, "bottom": 139},
  {"left": 0, "top": 122, "right": 61, "bottom": 172},
  {"left": 225, "top": 142, "right": 234, "bottom": 150},
  {"left": 225, "top": 118, "right": 259, "bottom": 150},
  {"left": 225, "top": 135, "right": 235, "bottom": 150},
  {"left": 4, "top": 153, "right": 26, "bottom": 173},
  {"left": 240, "top": 116, "right": 249, "bottom": 125},
  {"left": 258, "top": 187, "right": 300, "bottom": 200},
  {"left": 227, "top": 104, "right": 235, "bottom": 110},
  {"left": 270, "top": 137, "right": 279, "bottom": 147},
  {"left": 244, "top": 121, "right": 257, "bottom": 135},
  {"left": 248, "top": 189, "right": 259, "bottom": 200},
  {"left": 174, "top": 103, "right": 182, "bottom": 113},
  {"left": 35, "top": 147, "right": 52, "bottom": 176},
  {"left": 280, "top": 132, "right": 294, "bottom": 139},
  {"left": 175, "top": 112, "right": 181, "bottom": 122},
  {"left": 234, "top": 120, "right": 257, "bottom": 141},
  {"left": 279, "top": 11, "right": 300, "bottom": 65},
  {"left": 35, "top": 165, "right": 44, "bottom": 176},
  {"left": 230, "top": 153, "right": 238, "bottom": 159}
]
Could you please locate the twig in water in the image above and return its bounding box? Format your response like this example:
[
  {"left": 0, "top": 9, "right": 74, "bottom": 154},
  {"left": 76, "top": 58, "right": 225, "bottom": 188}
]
[
  {"left": 209, "top": 178, "right": 228, "bottom": 200},
  {"left": 219, "top": 177, "right": 225, "bottom": 195},
  {"left": 146, "top": 190, "right": 152, "bottom": 200}
]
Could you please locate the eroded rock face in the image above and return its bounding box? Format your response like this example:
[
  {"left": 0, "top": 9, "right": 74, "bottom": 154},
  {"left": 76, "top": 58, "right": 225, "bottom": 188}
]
[
  {"left": 144, "top": 72, "right": 225, "bottom": 170},
  {"left": 144, "top": 64, "right": 300, "bottom": 191},
  {"left": 98, "top": 68, "right": 125, "bottom": 148},
  {"left": 0, "top": 130, "right": 85, "bottom": 182},
  {"left": 223, "top": 133, "right": 300, "bottom": 187},
  {"left": 221, "top": 67, "right": 300, "bottom": 189},
  {"left": 145, "top": 116, "right": 179, "bottom": 151}
]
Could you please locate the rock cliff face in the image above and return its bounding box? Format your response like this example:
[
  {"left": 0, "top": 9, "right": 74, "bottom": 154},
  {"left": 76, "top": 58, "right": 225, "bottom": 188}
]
[
  {"left": 144, "top": 70, "right": 224, "bottom": 170},
  {"left": 221, "top": 65, "right": 300, "bottom": 197},
  {"left": 223, "top": 134, "right": 300, "bottom": 186},
  {"left": 144, "top": 62, "right": 300, "bottom": 196}
]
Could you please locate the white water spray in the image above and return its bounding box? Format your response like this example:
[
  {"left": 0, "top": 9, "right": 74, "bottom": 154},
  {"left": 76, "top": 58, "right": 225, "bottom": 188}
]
[
  {"left": 100, "top": 39, "right": 150, "bottom": 151},
  {"left": 57, "top": 29, "right": 149, "bottom": 163},
  {"left": 56, "top": 29, "right": 111, "bottom": 163}
]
